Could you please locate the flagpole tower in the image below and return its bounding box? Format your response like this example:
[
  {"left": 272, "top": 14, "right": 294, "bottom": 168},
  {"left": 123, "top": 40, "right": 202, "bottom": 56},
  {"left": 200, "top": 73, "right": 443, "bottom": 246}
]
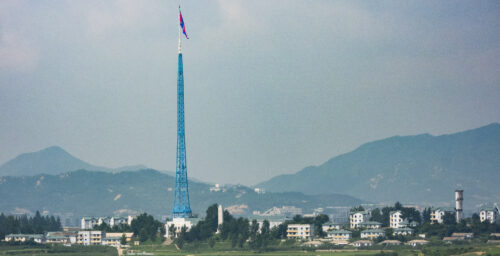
[{"left": 172, "top": 8, "right": 192, "bottom": 218}]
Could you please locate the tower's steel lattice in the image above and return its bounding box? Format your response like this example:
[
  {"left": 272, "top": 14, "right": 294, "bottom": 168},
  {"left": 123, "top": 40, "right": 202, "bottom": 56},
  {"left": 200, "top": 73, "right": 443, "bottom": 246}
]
[{"left": 172, "top": 31, "right": 192, "bottom": 218}]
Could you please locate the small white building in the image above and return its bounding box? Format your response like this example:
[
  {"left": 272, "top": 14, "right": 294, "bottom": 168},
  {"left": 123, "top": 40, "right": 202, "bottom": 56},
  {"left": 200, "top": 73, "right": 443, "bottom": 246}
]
[
  {"left": 479, "top": 207, "right": 498, "bottom": 223},
  {"left": 407, "top": 239, "right": 428, "bottom": 247},
  {"left": 350, "top": 211, "right": 370, "bottom": 229},
  {"left": 351, "top": 240, "right": 373, "bottom": 247},
  {"left": 164, "top": 217, "right": 200, "bottom": 239},
  {"left": 390, "top": 210, "right": 403, "bottom": 228},
  {"left": 327, "top": 229, "right": 352, "bottom": 241},
  {"left": 250, "top": 216, "right": 288, "bottom": 232},
  {"left": 393, "top": 227, "right": 414, "bottom": 236},
  {"left": 286, "top": 224, "right": 314, "bottom": 239},
  {"left": 4, "top": 234, "right": 44, "bottom": 243},
  {"left": 360, "top": 229, "right": 385, "bottom": 239},
  {"left": 358, "top": 221, "right": 382, "bottom": 229},
  {"left": 322, "top": 222, "right": 342, "bottom": 232},
  {"left": 430, "top": 207, "right": 455, "bottom": 224}
]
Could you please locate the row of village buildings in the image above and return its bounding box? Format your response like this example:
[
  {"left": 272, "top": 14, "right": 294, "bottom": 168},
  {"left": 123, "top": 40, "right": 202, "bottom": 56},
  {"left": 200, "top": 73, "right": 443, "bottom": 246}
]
[
  {"left": 2, "top": 205, "right": 498, "bottom": 246},
  {"left": 288, "top": 206, "right": 499, "bottom": 241},
  {"left": 3, "top": 216, "right": 136, "bottom": 247}
]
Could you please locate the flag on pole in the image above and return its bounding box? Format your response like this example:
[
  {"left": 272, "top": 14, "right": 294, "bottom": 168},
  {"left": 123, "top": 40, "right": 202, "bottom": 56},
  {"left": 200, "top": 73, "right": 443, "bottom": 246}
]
[{"left": 179, "top": 7, "right": 189, "bottom": 39}]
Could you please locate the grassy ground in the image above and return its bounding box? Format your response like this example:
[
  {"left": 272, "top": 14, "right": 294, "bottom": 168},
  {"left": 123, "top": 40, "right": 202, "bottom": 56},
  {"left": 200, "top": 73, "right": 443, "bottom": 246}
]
[
  {"left": 127, "top": 240, "right": 500, "bottom": 256},
  {"left": 0, "top": 244, "right": 117, "bottom": 256}
]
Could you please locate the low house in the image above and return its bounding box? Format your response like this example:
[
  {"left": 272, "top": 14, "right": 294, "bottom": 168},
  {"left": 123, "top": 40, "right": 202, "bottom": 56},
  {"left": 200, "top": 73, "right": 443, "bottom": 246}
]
[
  {"left": 452, "top": 233, "right": 474, "bottom": 239},
  {"left": 479, "top": 207, "right": 498, "bottom": 223},
  {"left": 490, "top": 233, "right": 500, "bottom": 238},
  {"left": 443, "top": 236, "right": 465, "bottom": 242},
  {"left": 327, "top": 229, "right": 352, "bottom": 241},
  {"left": 302, "top": 240, "right": 322, "bottom": 247},
  {"left": 322, "top": 222, "right": 342, "bottom": 232},
  {"left": 407, "top": 239, "right": 428, "bottom": 247},
  {"left": 287, "top": 224, "right": 314, "bottom": 239},
  {"left": 351, "top": 240, "right": 373, "bottom": 247},
  {"left": 105, "top": 232, "right": 134, "bottom": 243},
  {"left": 330, "top": 240, "right": 349, "bottom": 245},
  {"left": 45, "top": 232, "right": 69, "bottom": 244},
  {"left": 101, "top": 236, "right": 121, "bottom": 247},
  {"left": 379, "top": 240, "right": 401, "bottom": 246},
  {"left": 361, "top": 229, "right": 385, "bottom": 239},
  {"left": 358, "top": 221, "right": 382, "bottom": 229},
  {"left": 4, "top": 234, "right": 44, "bottom": 243},
  {"left": 393, "top": 227, "right": 414, "bottom": 236}
]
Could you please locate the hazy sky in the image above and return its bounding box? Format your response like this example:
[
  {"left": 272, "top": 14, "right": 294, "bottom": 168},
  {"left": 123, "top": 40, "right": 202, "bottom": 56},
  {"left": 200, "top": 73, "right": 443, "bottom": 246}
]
[{"left": 1, "top": 0, "right": 499, "bottom": 185}]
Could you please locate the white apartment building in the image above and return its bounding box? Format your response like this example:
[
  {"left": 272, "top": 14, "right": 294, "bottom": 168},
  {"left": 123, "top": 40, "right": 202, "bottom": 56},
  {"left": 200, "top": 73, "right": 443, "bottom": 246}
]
[
  {"left": 77, "top": 231, "right": 104, "bottom": 245},
  {"left": 350, "top": 211, "right": 370, "bottom": 229},
  {"left": 479, "top": 207, "right": 498, "bottom": 223},
  {"left": 430, "top": 207, "right": 455, "bottom": 224},
  {"left": 81, "top": 216, "right": 135, "bottom": 229},
  {"left": 286, "top": 224, "right": 314, "bottom": 239},
  {"left": 390, "top": 211, "right": 403, "bottom": 228}
]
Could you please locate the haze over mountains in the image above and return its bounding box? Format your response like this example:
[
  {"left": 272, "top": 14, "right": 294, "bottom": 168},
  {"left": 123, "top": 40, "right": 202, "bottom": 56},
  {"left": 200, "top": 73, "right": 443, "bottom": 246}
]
[
  {"left": 0, "top": 169, "right": 363, "bottom": 220},
  {"left": 0, "top": 123, "right": 498, "bottom": 218},
  {"left": 257, "top": 123, "right": 500, "bottom": 208}
]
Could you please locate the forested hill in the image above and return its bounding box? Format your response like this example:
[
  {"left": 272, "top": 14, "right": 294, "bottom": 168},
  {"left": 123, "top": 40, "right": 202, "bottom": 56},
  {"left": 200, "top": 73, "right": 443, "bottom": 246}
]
[
  {"left": 0, "top": 169, "right": 364, "bottom": 219},
  {"left": 257, "top": 123, "right": 500, "bottom": 207}
]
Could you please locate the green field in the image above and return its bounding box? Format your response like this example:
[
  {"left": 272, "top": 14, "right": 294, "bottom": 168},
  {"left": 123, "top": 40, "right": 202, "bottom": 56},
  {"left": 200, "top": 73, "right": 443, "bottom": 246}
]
[
  {"left": 0, "top": 244, "right": 117, "bottom": 256},
  {"left": 1, "top": 242, "right": 500, "bottom": 256}
]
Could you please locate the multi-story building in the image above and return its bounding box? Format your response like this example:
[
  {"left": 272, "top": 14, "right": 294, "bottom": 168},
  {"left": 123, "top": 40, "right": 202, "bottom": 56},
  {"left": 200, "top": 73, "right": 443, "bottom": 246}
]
[
  {"left": 430, "top": 207, "right": 455, "bottom": 224},
  {"left": 81, "top": 217, "right": 99, "bottom": 229},
  {"left": 360, "top": 229, "right": 385, "bottom": 239},
  {"left": 350, "top": 211, "right": 370, "bottom": 229},
  {"left": 77, "top": 231, "right": 104, "bottom": 245},
  {"left": 390, "top": 210, "right": 403, "bottom": 228},
  {"left": 286, "top": 224, "right": 314, "bottom": 239},
  {"left": 327, "top": 229, "right": 351, "bottom": 241},
  {"left": 81, "top": 216, "right": 135, "bottom": 229},
  {"left": 250, "top": 216, "right": 289, "bottom": 232},
  {"left": 479, "top": 207, "right": 498, "bottom": 223}
]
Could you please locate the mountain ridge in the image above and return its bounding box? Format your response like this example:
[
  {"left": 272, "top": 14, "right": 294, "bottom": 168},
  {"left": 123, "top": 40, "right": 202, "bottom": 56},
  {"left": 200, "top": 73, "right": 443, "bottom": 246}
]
[{"left": 257, "top": 123, "right": 500, "bottom": 207}]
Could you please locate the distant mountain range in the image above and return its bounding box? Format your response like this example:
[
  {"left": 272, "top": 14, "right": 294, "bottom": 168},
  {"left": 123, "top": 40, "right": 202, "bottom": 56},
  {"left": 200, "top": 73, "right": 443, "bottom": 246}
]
[
  {"left": 257, "top": 123, "right": 500, "bottom": 208},
  {"left": 0, "top": 169, "right": 364, "bottom": 222},
  {"left": 0, "top": 146, "right": 109, "bottom": 176}
]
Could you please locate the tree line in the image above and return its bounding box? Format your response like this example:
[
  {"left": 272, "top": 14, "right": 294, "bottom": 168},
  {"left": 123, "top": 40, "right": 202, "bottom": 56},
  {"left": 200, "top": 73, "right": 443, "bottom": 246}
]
[
  {"left": 0, "top": 211, "right": 62, "bottom": 239},
  {"left": 173, "top": 204, "right": 330, "bottom": 251},
  {"left": 94, "top": 213, "right": 164, "bottom": 243}
]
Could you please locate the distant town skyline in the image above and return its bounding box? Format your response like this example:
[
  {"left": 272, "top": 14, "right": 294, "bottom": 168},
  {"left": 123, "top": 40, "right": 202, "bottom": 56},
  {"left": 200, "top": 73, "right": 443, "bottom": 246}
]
[{"left": 1, "top": 1, "right": 499, "bottom": 185}]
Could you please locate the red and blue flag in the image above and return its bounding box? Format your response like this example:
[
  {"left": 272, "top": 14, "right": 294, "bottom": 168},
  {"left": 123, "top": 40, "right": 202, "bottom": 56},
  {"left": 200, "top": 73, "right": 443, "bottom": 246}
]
[{"left": 179, "top": 8, "right": 189, "bottom": 39}]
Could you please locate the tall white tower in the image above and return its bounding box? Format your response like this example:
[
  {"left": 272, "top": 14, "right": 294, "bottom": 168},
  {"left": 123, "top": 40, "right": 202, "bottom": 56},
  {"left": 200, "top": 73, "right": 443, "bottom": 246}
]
[{"left": 455, "top": 189, "right": 464, "bottom": 222}]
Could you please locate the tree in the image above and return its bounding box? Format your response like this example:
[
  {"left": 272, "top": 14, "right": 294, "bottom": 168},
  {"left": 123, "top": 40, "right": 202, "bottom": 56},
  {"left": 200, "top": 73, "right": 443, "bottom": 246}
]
[
  {"left": 370, "top": 208, "right": 383, "bottom": 223},
  {"left": 422, "top": 208, "right": 431, "bottom": 223},
  {"left": 120, "top": 234, "right": 127, "bottom": 245},
  {"left": 208, "top": 236, "right": 216, "bottom": 248},
  {"left": 442, "top": 212, "right": 456, "bottom": 226},
  {"left": 350, "top": 205, "right": 365, "bottom": 212},
  {"left": 131, "top": 213, "right": 163, "bottom": 241}
]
